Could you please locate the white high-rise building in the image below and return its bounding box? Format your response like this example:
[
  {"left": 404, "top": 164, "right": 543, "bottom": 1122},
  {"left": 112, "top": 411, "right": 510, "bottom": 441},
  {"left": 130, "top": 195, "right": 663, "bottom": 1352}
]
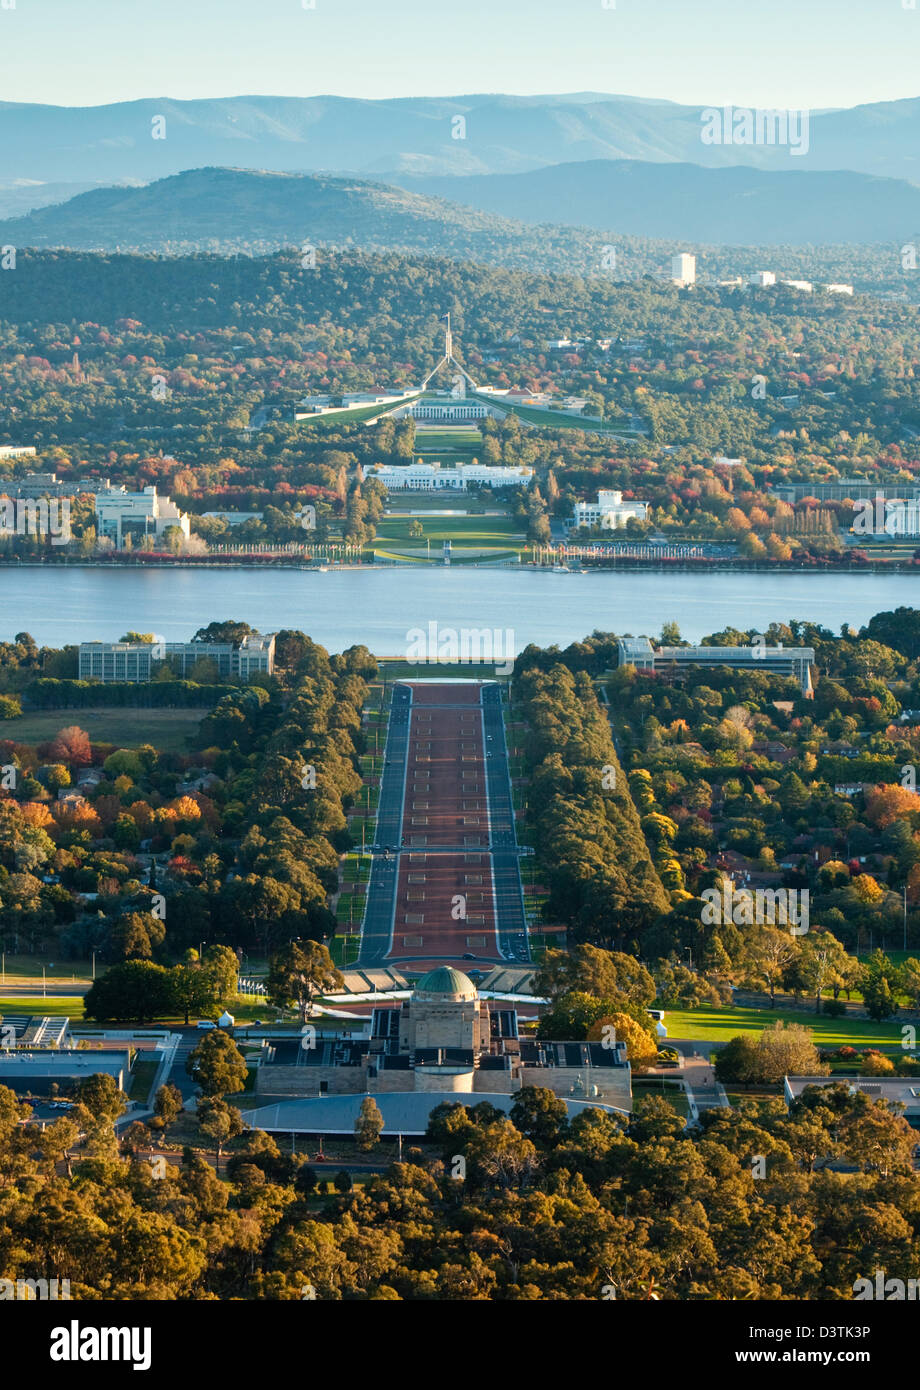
[
  {"left": 671, "top": 253, "right": 696, "bottom": 286},
  {"left": 748, "top": 271, "right": 776, "bottom": 288}
]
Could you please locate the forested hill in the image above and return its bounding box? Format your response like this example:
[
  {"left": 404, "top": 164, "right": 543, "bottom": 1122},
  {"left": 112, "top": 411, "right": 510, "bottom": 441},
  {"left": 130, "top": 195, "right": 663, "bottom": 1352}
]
[
  {"left": 0, "top": 167, "right": 614, "bottom": 274},
  {"left": 0, "top": 166, "right": 912, "bottom": 294},
  {"left": 0, "top": 245, "right": 899, "bottom": 345}
]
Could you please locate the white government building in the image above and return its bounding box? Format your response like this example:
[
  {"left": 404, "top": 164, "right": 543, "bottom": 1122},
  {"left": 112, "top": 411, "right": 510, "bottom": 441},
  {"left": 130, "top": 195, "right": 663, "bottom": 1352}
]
[
  {"left": 372, "top": 462, "right": 533, "bottom": 491},
  {"left": 94, "top": 485, "right": 190, "bottom": 548},
  {"left": 571, "top": 489, "right": 649, "bottom": 529}
]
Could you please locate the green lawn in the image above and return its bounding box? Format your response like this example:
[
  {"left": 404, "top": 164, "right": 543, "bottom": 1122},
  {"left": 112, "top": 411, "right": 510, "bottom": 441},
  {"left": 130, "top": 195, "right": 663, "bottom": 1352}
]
[
  {"left": 666, "top": 1004, "right": 905, "bottom": 1050},
  {"left": 0, "top": 993, "right": 289, "bottom": 1026},
  {"left": 129, "top": 1058, "right": 159, "bottom": 1103},
  {"left": 330, "top": 935, "right": 361, "bottom": 968},
  {"left": 2, "top": 707, "right": 205, "bottom": 751},
  {"left": 632, "top": 1079, "right": 690, "bottom": 1116},
  {"left": 373, "top": 514, "right": 524, "bottom": 550},
  {"left": 384, "top": 494, "right": 499, "bottom": 513},
  {"left": 0, "top": 956, "right": 92, "bottom": 985},
  {"left": 0, "top": 995, "right": 86, "bottom": 1018},
  {"left": 472, "top": 394, "right": 633, "bottom": 434}
]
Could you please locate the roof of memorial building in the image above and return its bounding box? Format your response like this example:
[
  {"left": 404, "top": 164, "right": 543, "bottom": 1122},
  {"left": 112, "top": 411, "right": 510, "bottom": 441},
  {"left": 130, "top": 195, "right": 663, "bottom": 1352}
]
[{"left": 414, "top": 967, "right": 478, "bottom": 1001}]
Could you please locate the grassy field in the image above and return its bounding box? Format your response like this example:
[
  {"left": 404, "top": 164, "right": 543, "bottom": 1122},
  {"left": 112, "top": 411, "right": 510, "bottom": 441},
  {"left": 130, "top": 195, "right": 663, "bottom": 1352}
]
[
  {"left": 413, "top": 427, "right": 482, "bottom": 461},
  {"left": 632, "top": 1079, "right": 690, "bottom": 1116},
  {"left": 413, "top": 427, "right": 483, "bottom": 446},
  {"left": 330, "top": 934, "right": 362, "bottom": 968},
  {"left": 129, "top": 1058, "right": 159, "bottom": 1103},
  {"left": 472, "top": 394, "right": 633, "bottom": 434},
  {"left": 0, "top": 956, "right": 92, "bottom": 986},
  {"left": 0, "top": 993, "right": 297, "bottom": 1026},
  {"left": 666, "top": 1004, "right": 905, "bottom": 1050},
  {"left": 383, "top": 495, "right": 501, "bottom": 513},
  {"left": 0, "top": 995, "right": 86, "bottom": 1018},
  {"left": 2, "top": 707, "right": 205, "bottom": 751},
  {"left": 374, "top": 515, "right": 523, "bottom": 547}
]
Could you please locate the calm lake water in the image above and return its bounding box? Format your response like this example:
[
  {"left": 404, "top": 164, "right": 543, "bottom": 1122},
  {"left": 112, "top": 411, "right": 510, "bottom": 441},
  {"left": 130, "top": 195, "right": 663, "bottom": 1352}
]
[{"left": 1, "top": 566, "right": 918, "bottom": 652}]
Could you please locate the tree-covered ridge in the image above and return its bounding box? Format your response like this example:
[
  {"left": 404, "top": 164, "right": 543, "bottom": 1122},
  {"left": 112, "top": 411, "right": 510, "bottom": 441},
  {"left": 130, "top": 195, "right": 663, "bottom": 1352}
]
[
  {"left": 1, "top": 1079, "right": 918, "bottom": 1299},
  {"left": 2, "top": 249, "right": 920, "bottom": 558},
  {"left": 0, "top": 630, "right": 376, "bottom": 969},
  {"left": 593, "top": 613, "right": 920, "bottom": 1000},
  {"left": 511, "top": 660, "right": 670, "bottom": 951}
]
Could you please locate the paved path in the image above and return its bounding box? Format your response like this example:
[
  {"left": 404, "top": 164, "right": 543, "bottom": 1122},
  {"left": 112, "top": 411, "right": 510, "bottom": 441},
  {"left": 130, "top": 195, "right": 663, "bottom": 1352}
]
[
  {"left": 681, "top": 1050, "right": 730, "bottom": 1116},
  {"left": 356, "top": 681, "right": 529, "bottom": 968}
]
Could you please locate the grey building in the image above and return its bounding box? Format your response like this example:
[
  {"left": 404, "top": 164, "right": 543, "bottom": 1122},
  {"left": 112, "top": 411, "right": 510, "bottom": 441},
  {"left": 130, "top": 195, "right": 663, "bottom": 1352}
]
[
  {"left": 771, "top": 479, "right": 920, "bottom": 503},
  {"left": 617, "top": 636, "right": 815, "bottom": 695},
  {"left": 0, "top": 1050, "right": 128, "bottom": 1095},
  {"left": 79, "top": 632, "right": 276, "bottom": 682}
]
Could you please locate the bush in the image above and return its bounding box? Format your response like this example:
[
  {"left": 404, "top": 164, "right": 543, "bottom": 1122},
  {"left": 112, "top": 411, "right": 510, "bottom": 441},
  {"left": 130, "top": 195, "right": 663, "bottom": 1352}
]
[
  {"left": 837, "top": 1045, "right": 857, "bottom": 1059},
  {"left": 861, "top": 1052, "right": 896, "bottom": 1076},
  {"left": 821, "top": 999, "right": 846, "bottom": 1018}
]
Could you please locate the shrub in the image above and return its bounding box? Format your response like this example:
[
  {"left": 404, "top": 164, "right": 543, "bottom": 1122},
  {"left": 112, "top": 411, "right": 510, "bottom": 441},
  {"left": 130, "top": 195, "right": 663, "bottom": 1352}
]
[{"left": 861, "top": 1052, "right": 896, "bottom": 1076}]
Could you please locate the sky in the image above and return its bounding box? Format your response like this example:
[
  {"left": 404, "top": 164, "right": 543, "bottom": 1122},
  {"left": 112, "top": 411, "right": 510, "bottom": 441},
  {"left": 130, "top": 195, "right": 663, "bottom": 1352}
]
[{"left": 0, "top": 0, "right": 918, "bottom": 111}]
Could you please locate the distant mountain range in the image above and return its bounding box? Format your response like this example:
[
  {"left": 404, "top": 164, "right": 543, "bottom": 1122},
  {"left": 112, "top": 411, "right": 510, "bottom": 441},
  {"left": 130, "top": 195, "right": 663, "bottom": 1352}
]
[
  {"left": 3, "top": 90, "right": 920, "bottom": 195},
  {"left": 3, "top": 163, "right": 920, "bottom": 263},
  {"left": 397, "top": 161, "right": 920, "bottom": 246}
]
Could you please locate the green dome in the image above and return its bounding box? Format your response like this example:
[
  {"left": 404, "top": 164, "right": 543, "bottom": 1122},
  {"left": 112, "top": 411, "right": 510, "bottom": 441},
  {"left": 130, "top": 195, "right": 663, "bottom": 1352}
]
[{"left": 414, "top": 966, "right": 477, "bottom": 1000}]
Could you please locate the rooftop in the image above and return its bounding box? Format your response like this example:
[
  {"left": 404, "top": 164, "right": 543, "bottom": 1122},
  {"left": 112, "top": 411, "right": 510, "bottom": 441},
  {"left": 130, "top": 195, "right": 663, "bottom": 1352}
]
[
  {"left": 414, "top": 966, "right": 478, "bottom": 1001},
  {"left": 241, "top": 1090, "right": 628, "bottom": 1137}
]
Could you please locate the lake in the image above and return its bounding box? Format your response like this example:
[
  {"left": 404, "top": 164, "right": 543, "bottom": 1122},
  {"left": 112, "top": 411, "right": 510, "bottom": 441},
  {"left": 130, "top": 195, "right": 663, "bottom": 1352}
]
[{"left": 1, "top": 565, "right": 918, "bottom": 652}]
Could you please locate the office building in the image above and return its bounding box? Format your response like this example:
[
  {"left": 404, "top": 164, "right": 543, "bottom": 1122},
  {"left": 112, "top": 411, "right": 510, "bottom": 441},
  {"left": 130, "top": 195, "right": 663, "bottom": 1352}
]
[
  {"left": 79, "top": 632, "right": 276, "bottom": 682},
  {"left": 571, "top": 490, "right": 648, "bottom": 530},
  {"left": 671, "top": 253, "right": 696, "bottom": 286},
  {"left": 617, "top": 636, "right": 815, "bottom": 695},
  {"left": 94, "top": 485, "right": 190, "bottom": 549}
]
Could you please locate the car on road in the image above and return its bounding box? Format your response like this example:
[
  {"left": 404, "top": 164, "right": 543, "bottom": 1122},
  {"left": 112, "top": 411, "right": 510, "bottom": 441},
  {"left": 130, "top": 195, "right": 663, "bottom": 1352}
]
[
  {"left": 462, "top": 952, "right": 476, "bottom": 960},
  {"left": 196, "top": 1020, "right": 218, "bottom": 1031}
]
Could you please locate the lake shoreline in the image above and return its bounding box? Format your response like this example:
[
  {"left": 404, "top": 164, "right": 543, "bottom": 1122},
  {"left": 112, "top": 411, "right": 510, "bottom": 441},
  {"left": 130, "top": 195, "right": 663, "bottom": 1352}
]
[{"left": 1, "top": 559, "right": 919, "bottom": 575}]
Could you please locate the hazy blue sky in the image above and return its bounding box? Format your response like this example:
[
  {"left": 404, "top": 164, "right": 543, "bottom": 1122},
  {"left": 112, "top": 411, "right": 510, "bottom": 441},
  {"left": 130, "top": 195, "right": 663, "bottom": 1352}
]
[{"left": 1, "top": 0, "right": 917, "bottom": 109}]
